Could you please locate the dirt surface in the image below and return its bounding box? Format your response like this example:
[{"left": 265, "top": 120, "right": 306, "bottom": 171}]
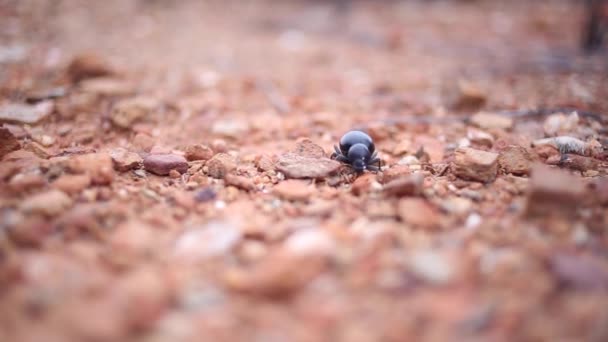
[{"left": 2, "top": 1, "right": 608, "bottom": 341}]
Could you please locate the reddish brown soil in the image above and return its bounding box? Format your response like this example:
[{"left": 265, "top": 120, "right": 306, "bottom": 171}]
[{"left": 1, "top": 1, "right": 608, "bottom": 341}]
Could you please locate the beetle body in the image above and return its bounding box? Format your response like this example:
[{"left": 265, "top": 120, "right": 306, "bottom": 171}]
[{"left": 331, "top": 130, "right": 381, "bottom": 172}]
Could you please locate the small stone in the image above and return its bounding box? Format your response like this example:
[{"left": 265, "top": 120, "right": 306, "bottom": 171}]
[
  {"left": 593, "top": 178, "right": 608, "bottom": 205},
  {"left": 171, "top": 191, "right": 196, "bottom": 209},
  {"left": 409, "top": 250, "right": 455, "bottom": 285},
  {"left": 37, "top": 135, "right": 55, "bottom": 147},
  {"left": 143, "top": 154, "right": 188, "bottom": 176},
  {"left": 397, "top": 155, "right": 420, "bottom": 166},
  {"left": 132, "top": 133, "right": 155, "bottom": 152},
  {"left": 211, "top": 139, "right": 228, "bottom": 153},
  {"left": 206, "top": 153, "right": 237, "bottom": 179},
  {"left": 52, "top": 174, "right": 91, "bottom": 195},
  {"left": 194, "top": 187, "right": 217, "bottom": 202},
  {"left": 273, "top": 180, "right": 313, "bottom": 201},
  {"left": 211, "top": 119, "right": 249, "bottom": 138},
  {"left": 525, "top": 164, "right": 585, "bottom": 217},
  {"left": 543, "top": 112, "right": 579, "bottom": 136},
  {"left": 546, "top": 153, "right": 601, "bottom": 173},
  {"left": 470, "top": 112, "right": 513, "bottom": 130},
  {"left": 550, "top": 253, "right": 608, "bottom": 291},
  {"left": 225, "top": 174, "right": 256, "bottom": 191},
  {"left": 0, "top": 127, "right": 20, "bottom": 158},
  {"left": 67, "top": 53, "right": 115, "bottom": 82},
  {"left": 169, "top": 169, "right": 181, "bottom": 178},
  {"left": 110, "top": 96, "right": 159, "bottom": 128},
  {"left": 498, "top": 145, "right": 534, "bottom": 175},
  {"left": 283, "top": 229, "right": 335, "bottom": 257},
  {"left": 7, "top": 215, "right": 53, "bottom": 247},
  {"left": 109, "top": 220, "right": 156, "bottom": 258},
  {"left": 8, "top": 173, "right": 46, "bottom": 192},
  {"left": 22, "top": 141, "right": 50, "bottom": 159},
  {"left": 0, "top": 101, "right": 54, "bottom": 124},
  {"left": 451, "top": 147, "right": 499, "bottom": 183},
  {"left": 68, "top": 153, "right": 115, "bottom": 185},
  {"left": 444, "top": 79, "right": 486, "bottom": 110},
  {"left": 173, "top": 221, "right": 242, "bottom": 261},
  {"left": 351, "top": 173, "right": 378, "bottom": 196},
  {"left": 439, "top": 196, "right": 473, "bottom": 216},
  {"left": 109, "top": 148, "right": 143, "bottom": 172},
  {"left": 381, "top": 164, "right": 411, "bottom": 183},
  {"left": 223, "top": 251, "right": 326, "bottom": 297},
  {"left": 383, "top": 173, "right": 424, "bottom": 197},
  {"left": 79, "top": 78, "right": 134, "bottom": 97},
  {"left": 256, "top": 154, "right": 276, "bottom": 172},
  {"left": 20, "top": 189, "right": 73, "bottom": 216},
  {"left": 184, "top": 144, "right": 214, "bottom": 161},
  {"left": 397, "top": 198, "right": 441, "bottom": 229},
  {"left": 533, "top": 144, "right": 560, "bottom": 161},
  {"left": 393, "top": 139, "right": 412, "bottom": 156},
  {"left": 118, "top": 267, "right": 171, "bottom": 331},
  {"left": 466, "top": 128, "right": 494, "bottom": 147}
]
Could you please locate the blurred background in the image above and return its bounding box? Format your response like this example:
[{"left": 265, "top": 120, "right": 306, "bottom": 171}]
[{"left": 1, "top": 0, "right": 607, "bottom": 114}]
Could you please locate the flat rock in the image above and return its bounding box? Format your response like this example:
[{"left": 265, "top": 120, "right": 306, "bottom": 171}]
[
  {"left": 451, "top": 147, "right": 499, "bottom": 183},
  {"left": 276, "top": 153, "right": 341, "bottom": 179},
  {"left": 291, "top": 139, "right": 326, "bottom": 158},
  {"left": 0, "top": 101, "right": 54, "bottom": 124},
  {"left": 525, "top": 164, "right": 586, "bottom": 217},
  {"left": 184, "top": 144, "right": 214, "bottom": 161},
  {"left": 274, "top": 180, "right": 313, "bottom": 201},
  {"left": 110, "top": 148, "right": 143, "bottom": 172},
  {"left": 143, "top": 154, "right": 188, "bottom": 176},
  {"left": 20, "top": 189, "right": 73, "bottom": 216},
  {"left": 0, "top": 127, "right": 20, "bottom": 158},
  {"left": 498, "top": 145, "right": 534, "bottom": 175},
  {"left": 470, "top": 112, "right": 513, "bottom": 130},
  {"left": 206, "top": 153, "right": 237, "bottom": 179}
]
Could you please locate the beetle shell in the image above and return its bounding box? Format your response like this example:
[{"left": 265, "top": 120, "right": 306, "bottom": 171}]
[
  {"left": 332, "top": 130, "right": 381, "bottom": 173},
  {"left": 339, "top": 131, "right": 375, "bottom": 156}
]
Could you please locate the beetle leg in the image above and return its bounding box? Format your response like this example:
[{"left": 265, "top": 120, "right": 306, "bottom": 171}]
[
  {"left": 369, "top": 157, "right": 381, "bottom": 165},
  {"left": 367, "top": 164, "right": 379, "bottom": 172},
  {"left": 335, "top": 155, "right": 349, "bottom": 163},
  {"left": 370, "top": 151, "right": 378, "bottom": 160},
  {"left": 334, "top": 145, "right": 342, "bottom": 155}
]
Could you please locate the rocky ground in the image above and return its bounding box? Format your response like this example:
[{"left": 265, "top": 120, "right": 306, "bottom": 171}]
[{"left": 1, "top": 0, "right": 608, "bottom": 341}]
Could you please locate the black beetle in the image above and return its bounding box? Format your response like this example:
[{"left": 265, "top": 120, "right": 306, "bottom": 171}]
[{"left": 331, "top": 130, "right": 381, "bottom": 172}]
